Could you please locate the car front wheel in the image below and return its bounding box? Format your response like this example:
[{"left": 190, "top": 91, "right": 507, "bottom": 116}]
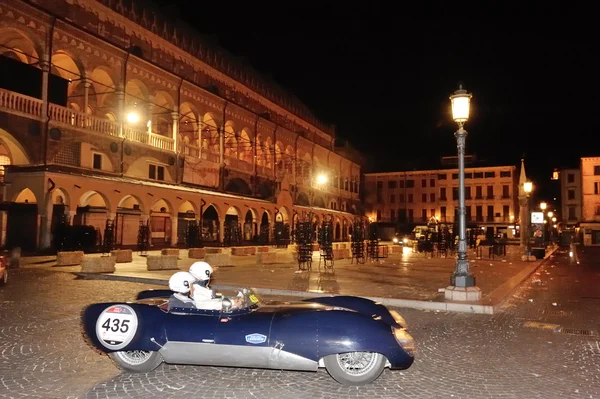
[
  {"left": 109, "top": 350, "right": 163, "bottom": 372},
  {"left": 323, "top": 351, "right": 386, "bottom": 385}
]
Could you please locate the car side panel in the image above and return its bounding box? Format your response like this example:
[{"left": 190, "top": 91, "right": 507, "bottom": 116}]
[
  {"left": 163, "top": 312, "right": 218, "bottom": 344},
  {"left": 270, "top": 309, "right": 413, "bottom": 369}
]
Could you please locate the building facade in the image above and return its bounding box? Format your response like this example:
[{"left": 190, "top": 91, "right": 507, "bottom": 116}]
[
  {"left": 0, "top": 0, "right": 361, "bottom": 251},
  {"left": 364, "top": 164, "right": 519, "bottom": 237},
  {"left": 559, "top": 168, "right": 582, "bottom": 227},
  {"left": 579, "top": 157, "right": 600, "bottom": 245}
]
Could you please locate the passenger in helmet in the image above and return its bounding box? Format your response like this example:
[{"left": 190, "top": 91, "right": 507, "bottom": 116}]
[
  {"left": 167, "top": 271, "right": 196, "bottom": 311},
  {"left": 189, "top": 261, "right": 222, "bottom": 310}
]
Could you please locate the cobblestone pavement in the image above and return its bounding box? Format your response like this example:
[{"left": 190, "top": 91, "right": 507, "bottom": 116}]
[
  {"left": 1, "top": 247, "right": 599, "bottom": 399},
  {"left": 41, "top": 244, "right": 545, "bottom": 302}
]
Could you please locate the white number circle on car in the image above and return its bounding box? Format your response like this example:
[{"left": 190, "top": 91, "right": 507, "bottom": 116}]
[{"left": 95, "top": 304, "right": 138, "bottom": 350}]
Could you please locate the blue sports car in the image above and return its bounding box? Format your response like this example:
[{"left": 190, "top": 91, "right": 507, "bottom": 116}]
[{"left": 81, "top": 288, "right": 415, "bottom": 385}]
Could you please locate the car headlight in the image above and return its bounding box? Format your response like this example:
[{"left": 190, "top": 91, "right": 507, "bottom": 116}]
[
  {"left": 393, "top": 327, "right": 416, "bottom": 357},
  {"left": 393, "top": 237, "right": 398, "bottom": 243}
]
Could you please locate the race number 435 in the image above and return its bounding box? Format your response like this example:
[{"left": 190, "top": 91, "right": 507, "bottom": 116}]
[{"left": 95, "top": 305, "right": 138, "bottom": 350}]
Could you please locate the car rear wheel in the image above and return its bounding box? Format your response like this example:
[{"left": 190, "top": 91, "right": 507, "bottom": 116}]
[
  {"left": 109, "top": 350, "right": 163, "bottom": 372},
  {"left": 323, "top": 351, "right": 386, "bottom": 385}
]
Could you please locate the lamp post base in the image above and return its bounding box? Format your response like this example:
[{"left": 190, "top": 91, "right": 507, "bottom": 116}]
[
  {"left": 451, "top": 273, "right": 476, "bottom": 287},
  {"left": 444, "top": 286, "right": 482, "bottom": 302}
]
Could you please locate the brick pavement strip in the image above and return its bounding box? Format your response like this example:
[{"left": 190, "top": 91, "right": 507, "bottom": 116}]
[{"left": 1, "top": 253, "right": 600, "bottom": 399}]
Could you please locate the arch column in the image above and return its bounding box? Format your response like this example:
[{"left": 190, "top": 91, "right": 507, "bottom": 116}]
[
  {"left": 219, "top": 217, "right": 225, "bottom": 244},
  {"left": 141, "top": 214, "right": 150, "bottom": 223},
  {"left": 83, "top": 79, "right": 91, "bottom": 114},
  {"left": 116, "top": 86, "right": 125, "bottom": 137},
  {"left": 38, "top": 194, "right": 54, "bottom": 249},
  {"left": 171, "top": 216, "right": 178, "bottom": 246},
  {"left": 171, "top": 110, "right": 179, "bottom": 153},
  {"left": 147, "top": 103, "right": 154, "bottom": 134}
]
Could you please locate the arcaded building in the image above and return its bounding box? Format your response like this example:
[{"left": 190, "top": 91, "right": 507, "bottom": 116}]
[{"left": 0, "top": 0, "right": 362, "bottom": 251}]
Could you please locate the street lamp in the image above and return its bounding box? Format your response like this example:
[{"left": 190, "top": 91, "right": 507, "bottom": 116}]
[
  {"left": 540, "top": 202, "right": 547, "bottom": 211},
  {"left": 547, "top": 211, "right": 554, "bottom": 218},
  {"left": 126, "top": 111, "right": 140, "bottom": 124},
  {"left": 523, "top": 181, "right": 533, "bottom": 258},
  {"left": 445, "top": 85, "right": 480, "bottom": 301},
  {"left": 316, "top": 174, "right": 328, "bottom": 185}
]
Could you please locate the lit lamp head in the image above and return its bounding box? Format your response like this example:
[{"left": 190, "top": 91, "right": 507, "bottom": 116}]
[
  {"left": 547, "top": 211, "right": 554, "bottom": 218},
  {"left": 126, "top": 111, "right": 140, "bottom": 124},
  {"left": 523, "top": 181, "right": 533, "bottom": 196},
  {"left": 540, "top": 202, "right": 547, "bottom": 211},
  {"left": 552, "top": 217, "right": 557, "bottom": 222},
  {"left": 450, "top": 85, "right": 473, "bottom": 125},
  {"left": 316, "top": 174, "right": 327, "bottom": 185}
]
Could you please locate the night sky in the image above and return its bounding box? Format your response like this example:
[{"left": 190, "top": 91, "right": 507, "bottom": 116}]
[{"left": 155, "top": 1, "right": 597, "bottom": 203}]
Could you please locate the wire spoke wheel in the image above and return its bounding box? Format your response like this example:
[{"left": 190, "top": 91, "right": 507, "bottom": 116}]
[
  {"left": 336, "top": 351, "right": 379, "bottom": 377},
  {"left": 115, "top": 350, "right": 153, "bottom": 366}
]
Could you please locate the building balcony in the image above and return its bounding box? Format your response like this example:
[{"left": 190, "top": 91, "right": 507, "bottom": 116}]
[{"left": 0, "top": 88, "right": 360, "bottom": 197}]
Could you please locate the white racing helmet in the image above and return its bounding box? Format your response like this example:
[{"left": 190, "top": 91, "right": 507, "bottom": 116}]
[
  {"left": 169, "top": 271, "right": 196, "bottom": 294},
  {"left": 189, "top": 261, "right": 213, "bottom": 282}
]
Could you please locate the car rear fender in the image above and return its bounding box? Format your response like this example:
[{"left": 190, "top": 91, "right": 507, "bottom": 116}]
[{"left": 82, "top": 302, "right": 168, "bottom": 353}]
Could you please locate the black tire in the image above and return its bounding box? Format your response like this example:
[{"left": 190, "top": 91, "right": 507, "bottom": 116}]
[
  {"left": 323, "top": 351, "right": 386, "bottom": 385},
  {"left": 109, "top": 350, "right": 163, "bottom": 372},
  {"left": 0, "top": 270, "right": 7, "bottom": 286}
]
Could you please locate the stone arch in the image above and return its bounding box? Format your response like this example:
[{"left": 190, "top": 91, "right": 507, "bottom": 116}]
[
  {"left": 284, "top": 145, "right": 294, "bottom": 175},
  {"left": 150, "top": 198, "right": 172, "bottom": 214},
  {"left": 90, "top": 66, "right": 117, "bottom": 111},
  {"left": 202, "top": 113, "right": 219, "bottom": 153},
  {"left": 0, "top": 129, "right": 31, "bottom": 165},
  {"left": 51, "top": 188, "right": 70, "bottom": 206},
  {"left": 51, "top": 50, "right": 85, "bottom": 96},
  {"left": 313, "top": 196, "right": 326, "bottom": 209},
  {"left": 152, "top": 91, "right": 175, "bottom": 136},
  {"left": 0, "top": 26, "right": 42, "bottom": 64},
  {"left": 117, "top": 194, "right": 144, "bottom": 212},
  {"left": 238, "top": 128, "right": 252, "bottom": 161},
  {"left": 275, "top": 141, "right": 284, "bottom": 173},
  {"left": 79, "top": 190, "right": 110, "bottom": 210},
  {"left": 225, "top": 177, "right": 252, "bottom": 196},
  {"left": 13, "top": 188, "right": 37, "bottom": 203},
  {"left": 178, "top": 200, "right": 197, "bottom": 215},
  {"left": 296, "top": 192, "right": 310, "bottom": 206},
  {"left": 276, "top": 206, "right": 290, "bottom": 223},
  {"left": 179, "top": 102, "right": 199, "bottom": 143},
  {"left": 264, "top": 137, "right": 273, "bottom": 169},
  {"left": 243, "top": 208, "right": 258, "bottom": 241},
  {"left": 202, "top": 204, "right": 220, "bottom": 242},
  {"left": 255, "top": 133, "right": 263, "bottom": 166},
  {"left": 125, "top": 78, "right": 150, "bottom": 104},
  {"left": 224, "top": 121, "right": 237, "bottom": 158}
]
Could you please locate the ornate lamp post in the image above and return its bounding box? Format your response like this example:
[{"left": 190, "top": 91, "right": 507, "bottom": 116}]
[
  {"left": 445, "top": 85, "right": 481, "bottom": 301},
  {"left": 523, "top": 181, "right": 533, "bottom": 258}
]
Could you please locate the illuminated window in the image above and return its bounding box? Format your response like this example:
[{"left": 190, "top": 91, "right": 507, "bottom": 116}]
[{"left": 0, "top": 155, "right": 10, "bottom": 180}]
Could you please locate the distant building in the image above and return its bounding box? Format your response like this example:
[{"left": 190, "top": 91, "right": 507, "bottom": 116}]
[
  {"left": 559, "top": 168, "right": 582, "bottom": 227},
  {"left": 579, "top": 157, "right": 600, "bottom": 245},
  {"left": 364, "top": 163, "right": 519, "bottom": 238}
]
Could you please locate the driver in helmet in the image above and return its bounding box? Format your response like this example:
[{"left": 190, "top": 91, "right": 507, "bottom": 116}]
[
  {"left": 189, "top": 261, "right": 244, "bottom": 310},
  {"left": 189, "top": 261, "right": 223, "bottom": 310},
  {"left": 167, "top": 271, "right": 196, "bottom": 311}
]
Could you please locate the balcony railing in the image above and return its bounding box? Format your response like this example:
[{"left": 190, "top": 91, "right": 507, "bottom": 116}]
[
  {"left": 0, "top": 89, "right": 43, "bottom": 117},
  {"left": 225, "top": 155, "right": 254, "bottom": 173}
]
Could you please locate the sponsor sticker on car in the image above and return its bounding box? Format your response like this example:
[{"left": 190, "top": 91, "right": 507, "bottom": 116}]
[{"left": 245, "top": 333, "right": 267, "bottom": 344}]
